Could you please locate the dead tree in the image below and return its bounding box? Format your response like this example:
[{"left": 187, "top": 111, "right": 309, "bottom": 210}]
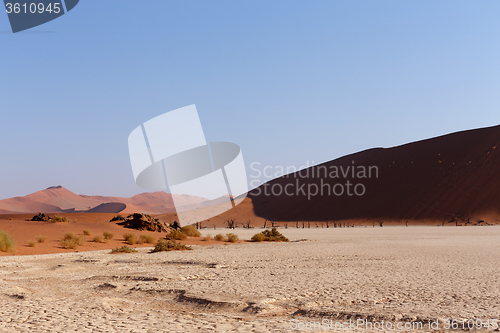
[
  {"left": 225, "top": 218, "right": 236, "bottom": 229},
  {"left": 244, "top": 220, "right": 252, "bottom": 228},
  {"left": 378, "top": 220, "right": 384, "bottom": 227}
]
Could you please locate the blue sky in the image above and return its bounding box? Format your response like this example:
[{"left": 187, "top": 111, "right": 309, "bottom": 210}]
[{"left": 1, "top": 0, "right": 499, "bottom": 199}]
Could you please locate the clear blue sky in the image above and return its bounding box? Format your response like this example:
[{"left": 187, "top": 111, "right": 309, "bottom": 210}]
[{"left": 1, "top": 1, "right": 499, "bottom": 199}]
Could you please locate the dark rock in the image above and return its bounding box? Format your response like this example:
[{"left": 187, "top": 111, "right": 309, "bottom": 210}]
[
  {"left": 28, "top": 213, "right": 50, "bottom": 221},
  {"left": 121, "top": 213, "right": 171, "bottom": 233}
]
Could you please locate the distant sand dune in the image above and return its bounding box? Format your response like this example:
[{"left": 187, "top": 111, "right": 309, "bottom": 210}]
[{"left": 0, "top": 186, "right": 207, "bottom": 215}]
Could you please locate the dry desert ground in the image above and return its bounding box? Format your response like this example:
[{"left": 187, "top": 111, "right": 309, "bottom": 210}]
[{"left": 0, "top": 226, "right": 499, "bottom": 332}]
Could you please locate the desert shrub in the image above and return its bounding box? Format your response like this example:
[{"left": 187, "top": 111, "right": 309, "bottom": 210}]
[
  {"left": 214, "top": 233, "right": 226, "bottom": 241},
  {"left": 103, "top": 231, "right": 114, "bottom": 240},
  {"left": 52, "top": 215, "right": 68, "bottom": 222},
  {"left": 61, "top": 233, "right": 85, "bottom": 249},
  {"left": 165, "top": 229, "right": 187, "bottom": 240},
  {"left": 83, "top": 230, "right": 91, "bottom": 236},
  {"left": 226, "top": 233, "right": 239, "bottom": 243},
  {"left": 93, "top": 235, "right": 107, "bottom": 243},
  {"left": 111, "top": 245, "right": 137, "bottom": 254},
  {"left": 251, "top": 232, "right": 266, "bottom": 242},
  {"left": 0, "top": 230, "right": 14, "bottom": 252},
  {"left": 35, "top": 235, "right": 46, "bottom": 243},
  {"left": 150, "top": 239, "right": 192, "bottom": 253},
  {"left": 123, "top": 233, "right": 136, "bottom": 245},
  {"left": 252, "top": 227, "right": 289, "bottom": 242},
  {"left": 27, "top": 241, "right": 36, "bottom": 247},
  {"left": 180, "top": 225, "right": 201, "bottom": 237},
  {"left": 110, "top": 214, "right": 125, "bottom": 222},
  {"left": 138, "top": 234, "right": 155, "bottom": 244},
  {"left": 203, "top": 234, "right": 212, "bottom": 241}
]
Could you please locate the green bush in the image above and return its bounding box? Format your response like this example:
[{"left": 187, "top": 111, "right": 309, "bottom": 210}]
[
  {"left": 123, "top": 233, "right": 136, "bottom": 245},
  {"left": 252, "top": 228, "right": 289, "bottom": 242},
  {"left": 226, "top": 233, "right": 239, "bottom": 243},
  {"left": 180, "top": 225, "right": 201, "bottom": 237},
  {"left": 214, "top": 233, "right": 226, "bottom": 241},
  {"left": 61, "top": 233, "right": 85, "bottom": 249},
  {"left": 150, "top": 239, "right": 192, "bottom": 253},
  {"left": 111, "top": 246, "right": 137, "bottom": 254},
  {"left": 165, "top": 229, "right": 187, "bottom": 240}
]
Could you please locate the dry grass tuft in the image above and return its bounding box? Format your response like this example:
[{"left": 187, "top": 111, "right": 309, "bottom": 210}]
[
  {"left": 103, "top": 231, "right": 114, "bottom": 240},
  {"left": 27, "top": 241, "right": 37, "bottom": 247},
  {"left": 61, "top": 233, "right": 85, "bottom": 249},
  {"left": 93, "top": 235, "right": 107, "bottom": 243},
  {"left": 165, "top": 229, "right": 187, "bottom": 240},
  {"left": 52, "top": 215, "right": 68, "bottom": 222},
  {"left": 251, "top": 227, "right": 289, "bottom": 242},
  {"left": 35, "top": 235, "right": 46, "bottom": 243},
  {"left": 214, "top": 233, "right": 226, "bottom": 241},
  {"left": 150, "top": 239, "right": 192, "bottom": 253},
  {"left": 180, "top": 225, "right": 201, "bottom": 237},
  {"left": 226, "top": 233, "right": 239, "bottom": 243},
  {"left": 111, "top": 246, "right": 137, "bottom": 254},
  {"left": 137, "top": 234, "right": 155, "bottom": 244},
  {"left": 123, "top": 233, "right": 136, "bottom": 245},
  {"left": 251, "top": 233, "right": 265, "bottom": 242},
  {"left": 203, "top": 234, "right": 212, "bottom": 241},
  {"left": 0, "top": 230, "right": 14, "bottom": 252},
  {"left": 83, "top": 230, "right": 91, "bottom": 236}
]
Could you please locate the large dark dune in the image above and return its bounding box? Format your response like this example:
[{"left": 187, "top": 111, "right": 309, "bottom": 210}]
[{"left": 246, "top": 124, "right": 500, "bottom": 223}]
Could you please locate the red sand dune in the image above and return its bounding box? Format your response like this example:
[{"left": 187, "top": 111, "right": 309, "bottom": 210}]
[
  {"left": 237, "top": 124, "right": 500, "bottom": 224},
  {"left": 195, "top": 124, "right": 500, "bottom": 227},
  {"left": 0, "top": 186, "right": 206, "bottom": 214}
]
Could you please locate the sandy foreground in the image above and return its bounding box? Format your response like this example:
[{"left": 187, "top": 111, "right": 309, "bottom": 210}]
[{"left": 0, "top": 226, "right": 499, "bottom": 333}]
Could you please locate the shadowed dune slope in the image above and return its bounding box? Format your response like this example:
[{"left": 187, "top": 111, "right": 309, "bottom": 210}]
[
  {"left": 86, "top": 202, "right": 127, "bottom": 213},
  {"left": 245, "top": 124, "right": 500, "bottom": 222}
]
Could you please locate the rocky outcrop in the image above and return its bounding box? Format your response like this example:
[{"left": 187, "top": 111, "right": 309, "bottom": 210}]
[{"left": 121, "top": 213, "right": 172, "bottom": 232}]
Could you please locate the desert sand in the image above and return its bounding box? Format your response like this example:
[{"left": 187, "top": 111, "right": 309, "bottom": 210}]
[
  {"left": 1, "top": 226, "right": 499, "bottom": 332},
  {"left": 0, "top": 214, "right": 221, "bottom": 256}
]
